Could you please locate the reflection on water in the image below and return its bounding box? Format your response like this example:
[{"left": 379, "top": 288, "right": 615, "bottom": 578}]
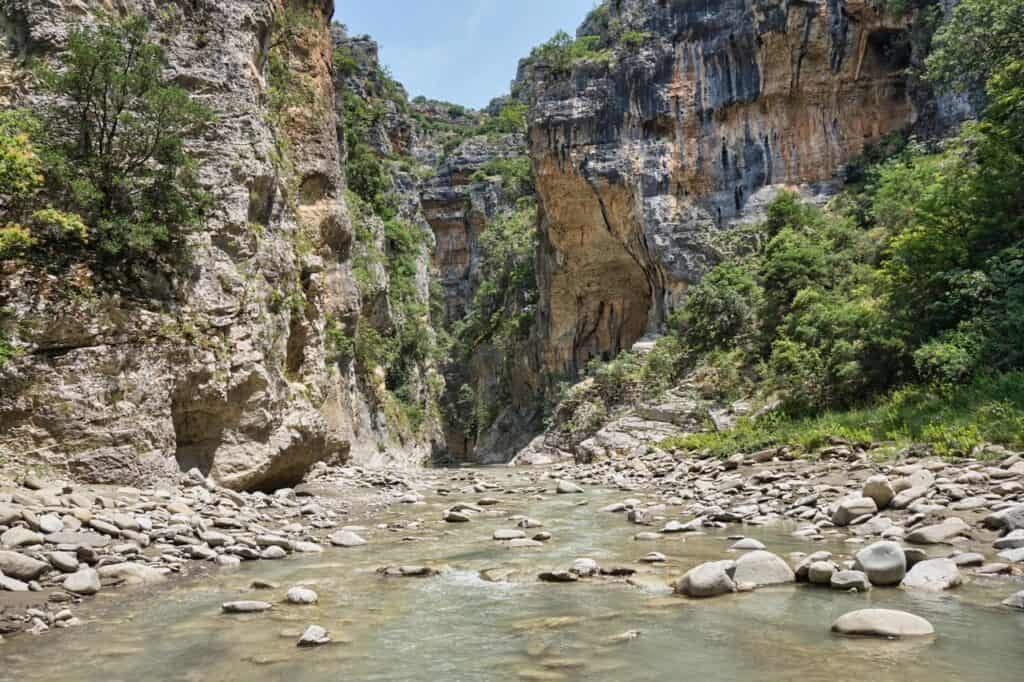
[{"left": 2, "top": 475, "right": 1023, "bottom": 682}]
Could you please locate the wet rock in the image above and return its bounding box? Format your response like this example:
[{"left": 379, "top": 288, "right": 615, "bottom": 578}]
[
  {"left": 298, "top": 625, "right": 330, "bottom": 647},
  {"left": 832, "top": 498, "right": 877, "bottom": 527},
  {"left": 222, "top": 601, "right": 272, "bottom": 614},
  {"left": 733, "top": 551, "right": 795, "bottom": 587},
  {"left": 853, "top": 541, "right": 907, "bottom": 586},
  {"left": 807, "top": 561, "right": 837, "bottom": 585},
  {"left": 830, "top": 570, "right": 871, "bottom": 592},
  {"left": 377, "top": 565, "right": 438, "bottom": 577},
  {"left": 329, "top": 530, "right": 367, "bottom": 547},
  {"left": 286, "top": 587, "right": 318, "bottom": 604},
  {"left": 676, "top": 560, "right": 737, "bottom": 598},
  {"left": 0, "top": 551, "right": 49, "bottom": 581},
  {"left": 63, "top": 568, "right": 100, "bottom": 595},
  {"left": 538, "top": 570, "right": 578, "bottom": 583},
  {"left": 901, "top": 559, "right": 962, "bottom": 591},
  {"left": 729, "top": 538, "right": 765, "bottom": 551},
  {"left": 794, "top": 551, "right": 833, "bottom": 581},
  {"left": 862, "top": 475, "right": 895, "bottom": 510},
  {"left": 905, "top": 518, "right": 969, "bottom": 545},
  {"left": 260, "top": 546, "right": 287, "bottom": 560},
  {"left": 444, "top": 511, "right": 471, "bottom": 523},
  {"left": 831, "top": 609, "right": 934, "bottom": 638}
]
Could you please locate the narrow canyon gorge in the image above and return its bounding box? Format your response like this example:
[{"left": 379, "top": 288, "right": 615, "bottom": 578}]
[{"left": 0, "top": 0, "right": 1022, "bottom": 677}]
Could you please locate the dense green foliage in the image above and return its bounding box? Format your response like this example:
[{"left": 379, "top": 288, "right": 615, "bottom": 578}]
[
  {"left": 574, "top": 0, "right": 1024, "bottom": 457},
  {"left": 445, "top": 197, "right": 539, "bottom": 439},
  {"left": 525, "top": 31, "right": 612, "bottom": 76},
  {"left": 0, "top": 16, "right": 211, "bottom": 276},
  {"left": 40, "top": 16, "right": 211, "bottom": 266}
]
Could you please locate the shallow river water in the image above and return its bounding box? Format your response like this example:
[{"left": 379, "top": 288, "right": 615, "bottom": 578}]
[{"left": 2, "top": 470, "right": 1022, "bottom": 681}]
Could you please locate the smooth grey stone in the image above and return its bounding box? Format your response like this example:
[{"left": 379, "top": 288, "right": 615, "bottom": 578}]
[
  {"left": 286, "top": 587, "right": 318, "bottom": 604},
  {"left": 830, "top": 570, "right": 871, "bottom": 591},
  {"left": 221, "top": 601, "right": 272, "bottom": 614},
  {"left": 47, "top": 552, "right": 79, "bottom": 573},
  {"left": 676, "top": 560, "right": 737, "bottom": 598},
  {"left": 831, "top": 609, "right": 934, "bottom": 638},
  {"left": 901, "top": 558, "right": 962, "bottom": 591},
  {"left": 63, "top": 568, "right": 100, "bottom": 595},
  {"left": 853, "top": 541, "right": 906, "bottom": 586},
  {"left": 733, "top": 551, "right": 795, "bottom": 587},
  {"left": 0, "top": 550, "right": 49, "bottom": 580}
]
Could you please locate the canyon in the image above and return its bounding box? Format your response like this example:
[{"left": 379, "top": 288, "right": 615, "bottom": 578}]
[
  {"left": 0, "top": 0, "right": 959, "bottom": 484},
  {"left": 1, "top": 0, "right": 1023, "bottom": 677}
]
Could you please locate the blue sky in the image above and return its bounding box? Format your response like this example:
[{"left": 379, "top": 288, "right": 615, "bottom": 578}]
[{"left": 334, "top": 1, "right": 596, "bottom": 109}]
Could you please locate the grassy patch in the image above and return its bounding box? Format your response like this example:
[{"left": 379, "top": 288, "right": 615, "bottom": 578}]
[{"left": 661, "top": 372, "right": 1024, "bottom": 458}]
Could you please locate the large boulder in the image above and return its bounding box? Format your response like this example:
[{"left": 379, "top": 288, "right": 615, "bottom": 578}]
[
  {"left": 831, "top": 609, "right": 935, "bottom": 638},
  {"left": 905, "top": 518, "right": 969, "bottom": 545},
  {"left": 862, "top": 475, "right": 895, "bottom": 510},
  {"left": 900, "top": 559, "right": 962, "bottom": 591},
  {"left": 676, "top": 560, "right": 737, "bottom": 598},
  {"left": 853, "top": 541, "right": 907, "bottom": 586},
  {"left": 733, "top": 551, "right": 795, "bottom": 587},
  {"left": 0, "top": 550, "right": 49, "bottom": 581},
  {"left": 832, "top": 497, "right": 877, "bottom": 527}
]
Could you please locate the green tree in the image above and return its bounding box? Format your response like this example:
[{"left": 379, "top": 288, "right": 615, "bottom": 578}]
[{"left": 38, "top": 14, "right": 212, "bottom": 264}]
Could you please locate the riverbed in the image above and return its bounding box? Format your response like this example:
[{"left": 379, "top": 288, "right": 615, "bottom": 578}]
[{"left": 2, "top": 470, "right": 1022, "bottom": 681}]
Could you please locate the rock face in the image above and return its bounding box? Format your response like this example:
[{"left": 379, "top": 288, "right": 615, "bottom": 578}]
[
  {"left": 516, "top": 0, "right": 934, "bottom": 378},
  {"left": 0, "top": 1, "right": 354, "bottom": 490}
]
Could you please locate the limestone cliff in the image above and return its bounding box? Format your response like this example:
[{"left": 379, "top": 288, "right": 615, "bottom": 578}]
[
  {"left": 516, "top": 0, "right": 940, "bottom": 380},
  {"left": 0, "top": 0, "right": 365, "bottom": 490}
]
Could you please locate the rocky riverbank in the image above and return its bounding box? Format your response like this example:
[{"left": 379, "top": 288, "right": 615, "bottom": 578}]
[
  {"left": 3, "top": 442, "right": 1023, "bottom": 647},
  {"left": 0, "top": 464, "right": 421, "bottom": 639}
]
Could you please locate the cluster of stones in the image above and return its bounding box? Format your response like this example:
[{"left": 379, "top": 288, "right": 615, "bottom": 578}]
[
  {"left": 0, "top": 466, "right": 416, "bottom": 639},
  {"left": 520, "top": 443, "right": 1024, "bottom": 619}
]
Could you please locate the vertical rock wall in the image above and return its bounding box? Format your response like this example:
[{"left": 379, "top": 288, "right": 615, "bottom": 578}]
[
  {"left": 0, "top": 0, "right": 357, "bottom": 489},
  {"left": 519, "top": 0, "right": 926, "bottom": 379}
]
